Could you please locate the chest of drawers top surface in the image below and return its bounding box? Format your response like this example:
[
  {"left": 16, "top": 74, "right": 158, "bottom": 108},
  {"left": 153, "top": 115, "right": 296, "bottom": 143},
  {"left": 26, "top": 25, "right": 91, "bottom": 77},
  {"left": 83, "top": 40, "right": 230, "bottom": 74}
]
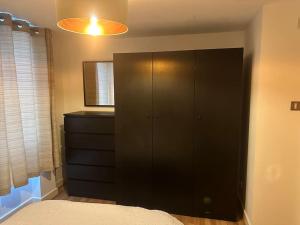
[{"left": 64, "top": 111, "right": 115, "bottom": 118}]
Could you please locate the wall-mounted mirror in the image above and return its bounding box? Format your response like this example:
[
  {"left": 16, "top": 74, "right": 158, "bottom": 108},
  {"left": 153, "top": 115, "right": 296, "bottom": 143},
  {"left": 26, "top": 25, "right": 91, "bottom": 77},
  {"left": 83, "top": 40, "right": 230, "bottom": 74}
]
[{"left": 83, "top": 61, "right": 114, "bottom": 107}]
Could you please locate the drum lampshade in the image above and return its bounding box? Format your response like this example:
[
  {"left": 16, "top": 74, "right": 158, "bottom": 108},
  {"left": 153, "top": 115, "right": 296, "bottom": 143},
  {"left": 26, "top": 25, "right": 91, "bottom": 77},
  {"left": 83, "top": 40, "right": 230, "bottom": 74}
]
[{"left": 56, "top": 0, "right": 128, "bottom": 36}]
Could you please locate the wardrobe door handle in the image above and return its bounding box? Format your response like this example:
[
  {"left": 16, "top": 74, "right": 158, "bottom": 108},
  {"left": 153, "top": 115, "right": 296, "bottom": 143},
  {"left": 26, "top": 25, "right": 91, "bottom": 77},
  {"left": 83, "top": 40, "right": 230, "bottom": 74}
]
[{"left": 146, "top": 114, "right": 152, "bottom": 119}]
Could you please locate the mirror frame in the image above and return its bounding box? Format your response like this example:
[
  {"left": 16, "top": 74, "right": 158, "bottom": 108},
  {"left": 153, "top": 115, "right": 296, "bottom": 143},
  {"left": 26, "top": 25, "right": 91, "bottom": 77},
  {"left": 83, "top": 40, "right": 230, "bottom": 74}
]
[{"left": 82, "top": 60, "right": 115, "bottom": 107}]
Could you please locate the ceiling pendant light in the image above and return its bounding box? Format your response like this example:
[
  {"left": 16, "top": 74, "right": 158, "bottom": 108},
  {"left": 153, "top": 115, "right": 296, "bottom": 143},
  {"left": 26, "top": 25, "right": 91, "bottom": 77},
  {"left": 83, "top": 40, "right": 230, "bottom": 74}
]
[{"left": 56, "top": 0, "right": 128, "bottom": 36}]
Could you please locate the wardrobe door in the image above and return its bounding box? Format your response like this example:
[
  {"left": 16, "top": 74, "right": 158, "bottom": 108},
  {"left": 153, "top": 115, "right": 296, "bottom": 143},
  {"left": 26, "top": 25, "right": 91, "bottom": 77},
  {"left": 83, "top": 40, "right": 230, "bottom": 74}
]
[
  {"left": 195, "top": 49, "right": 244, "bottom": 221},
  {"left": 114, "top": 53, "right": 153, "bottom": 208},
  {"left": 152, "top": 51, "right": 196, "bottom": 216}
]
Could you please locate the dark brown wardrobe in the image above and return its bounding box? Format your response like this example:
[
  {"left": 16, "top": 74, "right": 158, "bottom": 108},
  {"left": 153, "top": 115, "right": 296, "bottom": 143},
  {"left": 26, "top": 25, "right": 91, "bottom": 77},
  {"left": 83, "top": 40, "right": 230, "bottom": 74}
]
[{"left": 114, "top": 48, "right": 247, "bottom": 221}]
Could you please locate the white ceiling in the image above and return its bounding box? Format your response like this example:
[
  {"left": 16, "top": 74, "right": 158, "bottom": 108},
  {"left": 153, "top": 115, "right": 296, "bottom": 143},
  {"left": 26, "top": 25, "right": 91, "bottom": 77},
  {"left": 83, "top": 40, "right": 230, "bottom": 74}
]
[{"left": 0, "top": 0, "right": 273, "bottom": 37}]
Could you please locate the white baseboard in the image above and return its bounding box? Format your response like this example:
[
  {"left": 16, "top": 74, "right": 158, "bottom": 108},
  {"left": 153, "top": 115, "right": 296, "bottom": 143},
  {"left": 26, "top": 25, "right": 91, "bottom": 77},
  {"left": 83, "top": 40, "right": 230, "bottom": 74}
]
[
  {"left": 41, "top": 187, "right": 58, "bottom": 200},
  {"left": 32, "top": 187, "right": 58, "bottom": 201},
  {"left": 56, "top": 178, "right": 64, "bottom": 188},
  {"left": 244, "top": 210, "right": 252, "bottom": 225}
]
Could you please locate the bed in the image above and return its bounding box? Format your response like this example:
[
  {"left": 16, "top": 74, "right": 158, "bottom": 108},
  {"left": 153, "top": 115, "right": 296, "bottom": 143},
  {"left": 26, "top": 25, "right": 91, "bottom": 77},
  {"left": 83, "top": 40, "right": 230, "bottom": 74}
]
[{"left": 2, "top": 200, "right": 183, "bottom": 225}]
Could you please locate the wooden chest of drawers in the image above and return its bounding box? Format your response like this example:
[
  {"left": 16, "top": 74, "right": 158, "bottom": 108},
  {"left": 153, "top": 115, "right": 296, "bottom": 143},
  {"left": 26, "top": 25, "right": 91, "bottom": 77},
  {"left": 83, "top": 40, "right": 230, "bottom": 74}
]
[{"left": 64, "top": 111, "right": 115, "bottom": 200}]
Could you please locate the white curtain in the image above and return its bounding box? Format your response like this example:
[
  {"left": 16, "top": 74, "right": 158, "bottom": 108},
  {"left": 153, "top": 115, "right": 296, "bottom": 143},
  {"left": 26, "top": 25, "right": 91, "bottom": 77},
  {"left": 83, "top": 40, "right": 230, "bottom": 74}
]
[{"left": 0, "top": 14, "right": 53, "bottom": 195}]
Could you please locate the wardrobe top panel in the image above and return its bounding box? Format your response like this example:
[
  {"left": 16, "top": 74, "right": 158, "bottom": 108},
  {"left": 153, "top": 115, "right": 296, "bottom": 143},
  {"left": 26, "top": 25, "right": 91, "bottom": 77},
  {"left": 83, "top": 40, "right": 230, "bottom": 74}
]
[
  {"left": 113, "top": 48, "right": 243, "bottom": 55},
  {"left": 64, "top": 111, "right": 115, "bottom": 118}
]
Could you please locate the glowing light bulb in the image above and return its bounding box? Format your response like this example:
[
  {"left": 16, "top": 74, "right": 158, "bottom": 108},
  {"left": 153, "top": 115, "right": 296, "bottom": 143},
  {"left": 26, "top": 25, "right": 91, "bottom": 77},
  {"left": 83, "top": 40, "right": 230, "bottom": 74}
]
[{"left": 86, "top": 16, "right": 104, "bottom": 36}]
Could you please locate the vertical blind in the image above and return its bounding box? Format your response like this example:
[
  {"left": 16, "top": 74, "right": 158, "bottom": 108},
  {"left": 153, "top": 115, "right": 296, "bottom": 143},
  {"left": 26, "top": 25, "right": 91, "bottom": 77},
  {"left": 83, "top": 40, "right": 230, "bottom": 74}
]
[{"left": 0, "top": 13, "right": 53, "bottom": 195}]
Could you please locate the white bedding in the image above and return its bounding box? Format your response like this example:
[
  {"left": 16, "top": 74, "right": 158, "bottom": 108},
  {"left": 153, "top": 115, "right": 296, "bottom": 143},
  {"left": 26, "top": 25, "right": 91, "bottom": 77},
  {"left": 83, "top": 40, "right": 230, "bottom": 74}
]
[{"left": 2, "top": 200, "right": 183, "bottom": 225}]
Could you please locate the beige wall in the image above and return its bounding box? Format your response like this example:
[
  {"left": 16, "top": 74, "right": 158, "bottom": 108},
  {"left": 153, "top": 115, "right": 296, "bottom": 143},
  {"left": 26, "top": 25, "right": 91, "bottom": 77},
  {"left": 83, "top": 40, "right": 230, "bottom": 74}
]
[{"left": 245, "top": 1, "right": 300, "bottom": 225}]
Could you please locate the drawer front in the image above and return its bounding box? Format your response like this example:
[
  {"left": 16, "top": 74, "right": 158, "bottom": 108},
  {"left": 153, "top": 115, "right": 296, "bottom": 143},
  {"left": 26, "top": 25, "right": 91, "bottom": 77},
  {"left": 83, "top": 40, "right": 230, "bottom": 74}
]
[
  {"left": 67, "top": 165, "right": 114, "bottom": 182},
  {"left": 66, "top": 133, "right": 114, "bottom": 150},
  {"left": 65, "top": 117, "right": 114, "bottom": 134},
  {"left": 67, "top": 179, "right": 115, "bottom": 200},
  {"left": 67, "top": 149, "right": 115, "bottom": 166}
]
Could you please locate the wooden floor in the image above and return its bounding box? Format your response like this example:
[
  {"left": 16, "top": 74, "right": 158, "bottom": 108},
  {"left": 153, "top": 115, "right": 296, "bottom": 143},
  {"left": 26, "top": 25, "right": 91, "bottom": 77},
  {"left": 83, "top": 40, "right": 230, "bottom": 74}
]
[{"left": 54, "top": 189, "right": 245, "bottom": 225}]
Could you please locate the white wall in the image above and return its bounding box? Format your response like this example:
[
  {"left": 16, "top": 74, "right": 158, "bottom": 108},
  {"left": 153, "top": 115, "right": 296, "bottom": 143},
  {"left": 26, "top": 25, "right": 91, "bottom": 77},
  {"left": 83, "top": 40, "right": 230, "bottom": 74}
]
[{"left": 245, "top": 1, "right": 300, "bottom": 225}]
